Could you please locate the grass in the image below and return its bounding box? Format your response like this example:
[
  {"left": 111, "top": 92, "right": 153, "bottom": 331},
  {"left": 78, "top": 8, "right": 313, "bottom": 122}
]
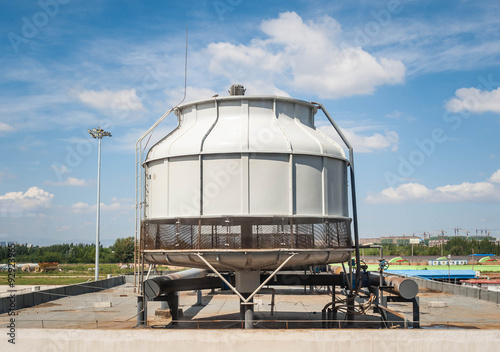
[
  {"left": 0, "top": 276, "right": 94, "bottom": 286},
  {"left": 1, "top": 263, "right": 134, "bottom": 276},
  {"left": 0, "top": 263, "right": 174, "bottom": 285}
]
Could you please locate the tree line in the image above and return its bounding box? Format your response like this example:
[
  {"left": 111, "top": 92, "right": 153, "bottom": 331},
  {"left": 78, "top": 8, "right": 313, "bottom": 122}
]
[{"left": 0, "top": 237, "right": 135, "bottom": 264}]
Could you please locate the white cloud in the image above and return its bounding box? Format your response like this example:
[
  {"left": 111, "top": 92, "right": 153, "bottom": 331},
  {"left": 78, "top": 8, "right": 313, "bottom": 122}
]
[
  {"left": 0, "top": 94, "right": 101, "bottom": 132},
  {"left": 110, "top": 196, "right": 134, "bottom": 203},
  {"left": 77, "top": 89, "right": 144, "bottom": 111},
  {"left": 319, "top": 124, "right": 399, "bottom": 153},
  {"left": 165, "top": 86, "right": 218, "bottom": 107},
  {"left": 0, "top": 121, "right": 14, "bottom": 132},
  {"left": 366, "top": 170, "right": 500, "bottom": 203},
  {"left": 206, "top": 12, "right": 405, "bottom": 99},
  {"left": 70, "top": 201, "right": 133, "bottom": 214},
  {"left": 366, "top": 183, "right": 432, "bottom": 203},
  {"left": 45, "top": 177, "right": 88, "bottom": 187},
  {"left": 343, "top": 129, "right": 399, "bottom": 153},
  {"left": 165, "top": 84, "right": 290, "bottom": 108},
  {"left": 0, "top": 187, "right": 54, "bottom": 214},
  {"left": 490, "top": 169, "right": 500, "bottom": 183},
  {"left": 445, "top": 87, "right": 500, "bottom": 114},
  {"left": 70, "top": 202, "right": 91, "bottom": 213},
  {"left": 101, "top": 202, "right": 125, "bottom": 212},
  {"left": 362, "top": 5, "right": 500, "bottom": 75},
  {"left": 240, "top": 81, "right": 291, "bottom": 97}
]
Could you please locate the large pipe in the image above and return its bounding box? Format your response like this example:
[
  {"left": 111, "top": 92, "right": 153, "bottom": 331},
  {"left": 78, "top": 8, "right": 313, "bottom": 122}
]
[
  {"left": 260, "top": 273, "right": 345, "bottom": 286},
  {"left": 144, "top": 268, "right": 209, "bottom": 299},
  {"left": 369, "top": 273, "right": 418, "bottom": 300},
  {"left": 162, "top": 268, "right": 208, "bottom": 281}
]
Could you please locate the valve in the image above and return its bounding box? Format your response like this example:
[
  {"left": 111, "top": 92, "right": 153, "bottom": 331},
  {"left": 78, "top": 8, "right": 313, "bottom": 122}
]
[{"left": 379, "top": 260, "right": 389, "bottom": 271}]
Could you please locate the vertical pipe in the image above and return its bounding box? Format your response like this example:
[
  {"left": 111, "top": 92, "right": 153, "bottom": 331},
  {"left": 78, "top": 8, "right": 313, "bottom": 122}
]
[
  {"left": 315, "top": 103, "right": 361, "bottom": 290},
  {"left": 303, "top": 269, "right": 307, "bottom": 293},
  {"left": 349, "top": 158, "right": 361, "bottom": 290},
  {"left": 95, "top": 137, "right": 101, "bottom": 281},
  {"left": 244, "top": 306, "right": 254, "bottom": 329},
  {"left": 331, "top": 285, "right": 336, "bottom": 328},
  {"left": 347, "top": 258, "right": 354, "bottom": 323},
  {"left": 379, "top": 246, "right": 384, "bottom": 316},
  {"left": 139, "top": 143, "right": 144, "bottom": 291},
  {"left": 240, "top": 294, "right": 254, "bottom": 330},
  {"left": 140, "top": 244, "right": 145, "bottom": 295},
  {"left": 134, "top": 145, "right": 138, "bottom": 293},
  {"left": 137, "top": 295, "right": 145, "bottom": 325},
  {"left": 412, "top": 297, "right": 420, "bottom": 329},
  {"left": 270, "top": 288, "right": 275, "bottom": 315},
  {"left": 196, "top": 289, "right": 202, "bottom": 306},
  {"left": 309, "top": 266, "right": 314, "bottom": 294}
]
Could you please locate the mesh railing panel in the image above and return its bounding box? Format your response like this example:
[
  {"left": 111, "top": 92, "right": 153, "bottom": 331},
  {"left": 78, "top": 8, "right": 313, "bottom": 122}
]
[{"left": 142, "top": 218, "right": 352, "bottom": 251}]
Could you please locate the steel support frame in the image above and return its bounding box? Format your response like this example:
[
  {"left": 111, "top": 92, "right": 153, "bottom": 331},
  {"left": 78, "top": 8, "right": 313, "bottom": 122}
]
[
  {"left": 385, "top": 295, "right": 420, "bottom": 329},
  {"left": 195, "top": 252, "right": 297, "bottom": 304},
  {"left": 196, "top": 252, "right": 296, "bottom": 329},
  {"left": 375, "top": 288, "right": 420, "bottom": 329}
]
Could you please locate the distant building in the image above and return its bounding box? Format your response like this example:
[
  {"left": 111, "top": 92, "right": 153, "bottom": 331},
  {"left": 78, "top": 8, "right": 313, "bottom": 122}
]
[
  {"left": 428, "top": 237, "right": 448, "bottom": 247},
  {"left": 428, "top": 235, "right": 497, "bottom": 247},
  {"left": 360, "top": 235, "right": 421, "bottom": 246},
  {"left": 360, "top": 234, "right": 497, "bottom": 247},
  {"left": 359, "top": 238, "right": 381, "bottom": 245},
  {"left": 380, "top": 235, "right": 421, "bottom": 245},
  {"left": 0, "top": 242, "right": 5, "bottom": 247},
  {"left": 428, "top": 259, "right": 468, "bottom": 265}
]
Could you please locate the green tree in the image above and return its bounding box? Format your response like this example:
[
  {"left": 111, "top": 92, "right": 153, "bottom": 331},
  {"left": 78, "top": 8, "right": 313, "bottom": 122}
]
[
  {"left": 100, "top": 247, "right": 116, "bottom": 263},
  {"left": 478, "top": 238, "right": 494, "bottom": 254},
  {"left": 113, "top": 237, "right": 134, "bottom": 263}
]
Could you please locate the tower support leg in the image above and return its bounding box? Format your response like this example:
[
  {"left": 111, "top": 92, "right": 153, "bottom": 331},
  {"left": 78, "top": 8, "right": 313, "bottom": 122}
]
[{"left": 166, "top": 292, "right": 179, "bottom": 326}]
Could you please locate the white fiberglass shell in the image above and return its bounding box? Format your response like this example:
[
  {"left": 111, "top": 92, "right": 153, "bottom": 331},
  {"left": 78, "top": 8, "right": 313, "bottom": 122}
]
[{"left": 144, "top": 96, "right": 349, "bottom": 220}]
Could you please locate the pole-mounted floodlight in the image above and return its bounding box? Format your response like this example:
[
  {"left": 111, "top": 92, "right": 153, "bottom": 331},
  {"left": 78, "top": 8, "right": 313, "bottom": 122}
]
[
  {"left": 89, "top": 128, "right": 112, "bottom": 139},
  {"left": 88, "top": 127, "right": 112, "bottom": 281}
]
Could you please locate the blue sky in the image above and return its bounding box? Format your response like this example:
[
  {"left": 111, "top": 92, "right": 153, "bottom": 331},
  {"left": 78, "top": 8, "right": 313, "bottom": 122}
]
[{"left": 0, "top": 0, "right": 499, "bottom": 246}]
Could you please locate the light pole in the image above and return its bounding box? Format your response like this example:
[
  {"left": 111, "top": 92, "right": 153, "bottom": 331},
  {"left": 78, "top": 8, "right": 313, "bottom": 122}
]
[{"left": 89, "top": 128, "right": 112, "bottom": 281}]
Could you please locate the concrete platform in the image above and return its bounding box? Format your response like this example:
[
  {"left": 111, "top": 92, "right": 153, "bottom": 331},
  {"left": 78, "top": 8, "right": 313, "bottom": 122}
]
[
  {"left": 1, "top": 329, "right": 500, "bottom": 352},
  {"left": 2, "top": 282, "right": 499, "bottom": 330}
]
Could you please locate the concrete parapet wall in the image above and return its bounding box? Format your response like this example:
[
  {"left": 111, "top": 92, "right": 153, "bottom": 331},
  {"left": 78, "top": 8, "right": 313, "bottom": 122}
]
[
  {"left": 409, "top": 276, "right": 500, "bottom": 304},
  {"left": 0, "top": 276, "right": 125, "bottom": 314},
  {"left": 1, "top": 329, "right": 499, "bottom": 351}
]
